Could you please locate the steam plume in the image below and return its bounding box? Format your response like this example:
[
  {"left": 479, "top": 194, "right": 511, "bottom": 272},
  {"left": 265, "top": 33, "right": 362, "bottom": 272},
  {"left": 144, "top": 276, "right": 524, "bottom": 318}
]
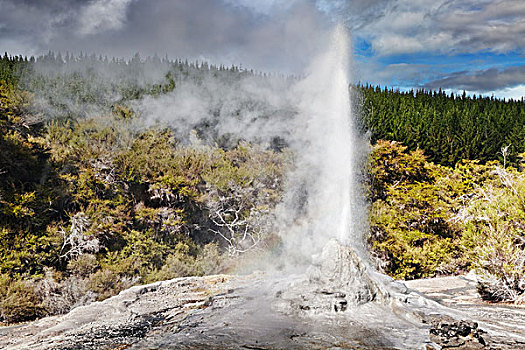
[{"left": 276, "top": 24, "right": 369, "bottom": 271}]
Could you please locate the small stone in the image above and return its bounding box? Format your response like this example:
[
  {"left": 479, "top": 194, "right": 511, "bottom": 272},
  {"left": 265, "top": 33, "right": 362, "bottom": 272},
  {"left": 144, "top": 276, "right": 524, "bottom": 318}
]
[
  {"left": 334, "top": 299, "right": 347, "bottom": 312},
  {"left": 429, "top": 316, "right": 489, "bottom": 349}
]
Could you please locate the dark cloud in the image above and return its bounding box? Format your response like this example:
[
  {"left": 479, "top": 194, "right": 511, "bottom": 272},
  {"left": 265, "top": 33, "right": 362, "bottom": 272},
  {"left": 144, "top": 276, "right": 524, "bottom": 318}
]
[
  {"left": 425, "top": 65, "right": 525, "bottom": 92},
  {"left": 0, "top": 0, "right": 333, "bottom": 73},
  {"left": 3, "top": 0, "right": 525, "bottom": 94},
  {"left": 317, "top": 0, "right": 395, "bottom": 30},
  {"left": 353, "top": 0, "right": 525, "bottom": 56},
  {"left": 0, "top": 0, "right": 79, "bottom": 52},
  {"left": 4, "top": 0, "right": 525, "bottom": 60}
]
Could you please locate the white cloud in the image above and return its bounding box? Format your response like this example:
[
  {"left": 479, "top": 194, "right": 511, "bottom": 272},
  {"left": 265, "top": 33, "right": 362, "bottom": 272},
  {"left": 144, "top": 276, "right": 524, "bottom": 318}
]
[
  {"left": 425, "top": 65, "right": 525, "bottom": 92},
  {"left": 77, "top": 0, "right": 134, "bottom": 36},
  {"left": 473, "top": 84, "right": 525, "bottom": 100},
  {"left": 354, "top": 0, "right": 525, "bottom": 56},
  {"left": 373, "top": 35, "right": 424, "bottom": 56},
  {"left": 222, "top": 0, "right": 298, "bottom": 14},
  {"left": 440, "top": 85, "right": 525, "bottom": 100}
]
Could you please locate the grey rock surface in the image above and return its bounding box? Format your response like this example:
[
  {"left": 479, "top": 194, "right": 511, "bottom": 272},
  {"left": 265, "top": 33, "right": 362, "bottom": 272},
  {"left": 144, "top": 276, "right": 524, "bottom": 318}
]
[
  {"left": 1, "top": 240, "right": 525, "bottom": 349},
  {"left": 405, "top": 276, "right": 525, "bottom": 349}
]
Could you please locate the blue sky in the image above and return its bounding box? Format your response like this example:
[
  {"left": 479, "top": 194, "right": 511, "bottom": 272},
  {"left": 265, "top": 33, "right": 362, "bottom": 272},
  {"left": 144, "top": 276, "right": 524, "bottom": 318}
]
[
  {"left": 342, "top": 0, "right": 525, "bottom": 99},
  {"left": 1, "top": 0, "right": 524, "bottom": 99}
]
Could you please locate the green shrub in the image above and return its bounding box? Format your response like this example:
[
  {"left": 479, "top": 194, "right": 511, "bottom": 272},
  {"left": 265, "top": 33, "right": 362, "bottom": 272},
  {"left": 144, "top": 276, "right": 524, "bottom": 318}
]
[
  {"left": 35, "top": 268, "right": 94, "bottom": 315},
  {"left": 368, "top": 141, "right": 525, "bottom": 303},
  {"left": 368, "top": 140, "right": 464, "bottom": 279},
  {"left": 0, "top": 80, "right": 287, "bottom": 320},
  {"left": 87, "top": 268, "right": 139, "bottom": 301},
  {"left": 0, "top": 275, "right": 43, "bottom": 323},
  {"left": 195, "top": 243, "right": 224, "bottom": 276},
  {"left": 67, "top": 254, "right": 99, "bottom": 277},
  {"left": 457, "top": 166, "right": 525, "bottom": 302}
]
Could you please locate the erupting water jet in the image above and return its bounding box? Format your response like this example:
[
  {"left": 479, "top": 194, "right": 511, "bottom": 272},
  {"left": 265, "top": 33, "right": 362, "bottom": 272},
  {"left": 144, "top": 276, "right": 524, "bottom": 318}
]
[{"left": 278, "top": 24, "right": 368, "bottom": 272}]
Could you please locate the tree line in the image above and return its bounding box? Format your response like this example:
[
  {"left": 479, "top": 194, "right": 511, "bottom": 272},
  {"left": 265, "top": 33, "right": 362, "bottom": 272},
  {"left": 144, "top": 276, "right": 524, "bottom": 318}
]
[{"left": 359, "top": 84, "right": 525, "bottom": 167}]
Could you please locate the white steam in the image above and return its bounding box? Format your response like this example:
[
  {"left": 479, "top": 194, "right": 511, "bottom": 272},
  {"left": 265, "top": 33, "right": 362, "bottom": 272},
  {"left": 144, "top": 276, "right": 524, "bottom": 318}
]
[
  {"left": 277, "top": 24, "right": 368, "bottom": 271},
  {"left": 294, "top": 24, "right": 355, "bottom": 245},
  {"left": 78, "top": 0, "right": 134, "bottom": 36},
  {"left": 134, "top": 24, "right": 368, "bottom": 271},
  {"left": 134, "top": 74, "right": 296, "bottom": 144},
  {"left": 28, "top": 21, "right": 368, "bottom": 273}
]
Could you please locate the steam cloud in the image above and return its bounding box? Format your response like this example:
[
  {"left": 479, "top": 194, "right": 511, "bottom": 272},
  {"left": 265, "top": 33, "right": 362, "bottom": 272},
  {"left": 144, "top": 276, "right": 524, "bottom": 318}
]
[
  {"left": 131, "top": 25, "right": 369, "bottom": 272},
  {"left": 21, "top": 1, "right": 369, "bottom": 273}
]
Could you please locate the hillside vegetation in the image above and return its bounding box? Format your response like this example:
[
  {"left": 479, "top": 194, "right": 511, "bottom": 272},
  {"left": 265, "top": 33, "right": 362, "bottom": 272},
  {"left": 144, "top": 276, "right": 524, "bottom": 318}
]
[
  {"left": 368, "top": 141, "right": 525, "bottom": 304},
  {"left": 1, "top": 53, "right": 524, "bottom": 323},
  {"left": 360, "top": 84, "right": 525, "bottom": 167}
]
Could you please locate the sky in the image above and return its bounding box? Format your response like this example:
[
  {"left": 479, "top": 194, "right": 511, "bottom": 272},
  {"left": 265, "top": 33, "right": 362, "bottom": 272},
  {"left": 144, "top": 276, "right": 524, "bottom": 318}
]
[{"left": 0, "top": 0, "right": 524, "bottom": 99}]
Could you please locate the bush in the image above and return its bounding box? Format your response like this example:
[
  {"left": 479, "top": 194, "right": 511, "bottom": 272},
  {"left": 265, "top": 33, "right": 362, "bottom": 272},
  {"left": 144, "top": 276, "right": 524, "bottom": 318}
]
[
  {"left": 367, "top": 141, "right": 464, "bottom": 279},
  {"left": 0, "top": 275, "right": 44, "bottom": 323},
  {"left": 87, "top": 269, "right": 139, "bottom": 301},
  {"left": 457, "top": 166, "right": 525, "bottom": 303},
  {"left": 35, "top": 268, "right": 95, "bottom": 315},
  {"left": 367, "top": 141, "right": 525, "bottom": 303},
  {"left": 67, "top": 254, "right": 99, "bottom": 278},
  {"left": 1, "top": 80, "right": 288, "bottom": 321},
  {"left": 195, "top": 243, "right": 224, "bottom": 276},
  {"left": 146, "top": 243, "right": 225, "bottom": 282}
]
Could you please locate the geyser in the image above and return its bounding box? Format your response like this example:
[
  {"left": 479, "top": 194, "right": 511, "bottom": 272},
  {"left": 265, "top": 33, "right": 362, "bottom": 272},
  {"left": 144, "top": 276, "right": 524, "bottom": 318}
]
[{"left": 280, "top": 24, "right": 368, "bottom": 269}]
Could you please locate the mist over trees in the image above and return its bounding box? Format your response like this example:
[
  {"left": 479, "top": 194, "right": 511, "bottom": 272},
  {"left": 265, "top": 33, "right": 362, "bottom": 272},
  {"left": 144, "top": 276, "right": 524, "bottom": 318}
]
[
  {"left": 1, "top": 52, "right": 525, "bottom": 323},
  {"left": 0, "top": 52, "right": 290, "bottom": 323}
]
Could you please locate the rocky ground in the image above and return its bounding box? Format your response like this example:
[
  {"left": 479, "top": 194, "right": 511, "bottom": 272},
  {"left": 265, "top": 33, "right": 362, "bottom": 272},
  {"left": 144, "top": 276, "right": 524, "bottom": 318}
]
[
  {"left": 405, "top": 276, "right": 525, "bottom": 349},
  {"left": 1, "top": 241, "right": 525, "bottom": 350}
]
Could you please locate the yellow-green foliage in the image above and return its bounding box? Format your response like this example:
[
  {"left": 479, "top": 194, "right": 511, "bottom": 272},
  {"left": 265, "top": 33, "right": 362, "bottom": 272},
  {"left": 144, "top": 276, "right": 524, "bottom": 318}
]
[
  {"left": 368, "top": 140, "right": 464, "bottom": 279},
  {"left": 369, "top": 140, "right": 525, "bottom": 302},
  {"left": 1, "top": 90, "right": 288, "bottom": 322},
  {"left": 145, "top": 242, "right": 223, "bottom": 283},
  {"left": 457, "top": 166, "right": 525, "bottom": 302},
  {"left": 0, "top": 274, "right": 43, "bottom": 323},
  {"left": 0, "top": 83, "right": 64, "bottom": 277}
]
